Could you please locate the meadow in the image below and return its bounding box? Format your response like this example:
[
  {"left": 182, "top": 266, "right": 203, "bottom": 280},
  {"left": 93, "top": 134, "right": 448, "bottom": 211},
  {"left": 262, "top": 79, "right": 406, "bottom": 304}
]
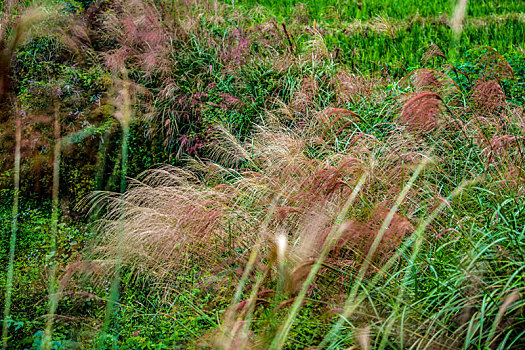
[{"left": 1, "top": 0, "right": 525, "bottom": 348}]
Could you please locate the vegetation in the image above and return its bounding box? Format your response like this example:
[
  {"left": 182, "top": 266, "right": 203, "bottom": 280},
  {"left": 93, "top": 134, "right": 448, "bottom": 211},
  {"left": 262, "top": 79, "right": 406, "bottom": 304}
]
[{"left": 1, "top": 0, "right": 525, "bottom": 348}]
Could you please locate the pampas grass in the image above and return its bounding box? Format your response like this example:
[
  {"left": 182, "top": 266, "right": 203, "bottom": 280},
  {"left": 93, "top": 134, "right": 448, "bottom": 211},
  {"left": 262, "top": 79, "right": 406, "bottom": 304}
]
[
  {"left": 3, "top": 0, "right": 525, "bottom": 348},
  {"left": 83, "top": 40, "right": 525, "bottom": 345}
]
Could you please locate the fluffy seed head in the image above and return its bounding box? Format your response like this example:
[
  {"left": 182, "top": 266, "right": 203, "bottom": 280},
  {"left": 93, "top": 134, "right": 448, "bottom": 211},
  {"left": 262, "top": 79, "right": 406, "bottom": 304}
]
[{"left": 400, "top": 91, "right": 441, "bottom": 134}]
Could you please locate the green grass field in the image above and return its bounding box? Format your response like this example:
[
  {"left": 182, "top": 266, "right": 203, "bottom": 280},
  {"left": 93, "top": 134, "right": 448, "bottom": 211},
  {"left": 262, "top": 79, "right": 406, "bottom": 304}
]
[
  {"left": 234, "top": 0, "right": 523, "bottom": 20},
  {"left": 231, "top": 0, "right": 525, "bottom": 72}
]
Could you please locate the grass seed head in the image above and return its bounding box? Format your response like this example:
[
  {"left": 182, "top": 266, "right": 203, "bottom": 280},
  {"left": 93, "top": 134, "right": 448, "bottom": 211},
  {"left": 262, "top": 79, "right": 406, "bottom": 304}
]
[{"left": 400, "top": 91, "right": 441, "bottom": 134}]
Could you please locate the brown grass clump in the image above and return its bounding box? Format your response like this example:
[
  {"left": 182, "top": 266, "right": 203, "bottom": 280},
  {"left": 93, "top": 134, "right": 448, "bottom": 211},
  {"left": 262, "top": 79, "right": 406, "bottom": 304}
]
[
  {"left": 401, "top": 68, "right": 461, "bottom": 100},
  {"left": 317, "top": 205, "right": 414, "bottom": 276},
  {"left": 410, "top": 68, "right": 441, "bottom": 91},
  {"left": 219, "top": 28, "right": 253, "bottom": 71},
  {"left": 314, "top": 107, "right": 361, "bottom": 140},
  {"left": 370, "top": 16, "right": 399, "bottom": 39},
  {"left": 303, "top": 29, "right": 330, "bottom": 62},
  {"left": 332, "top": 70, "right": 380, "bottom": 105},
  {"left": 289, "top": 75, "right": 318, "bottom": 115},
  {"left": 90, "top": 166, "right": 254, "bottom": 281},
  {"left": 470, "top": 80, "right": 507, "bottom": 114},
  {"left": 101, "top": 0, "right": 171, "bottom": 76},
  {"left": 474, "top": 46, "right": 514, "bottom": 81},
  {"left": 400, "top": 91, "right": 442, "bottom": 134},
  {"left": 483, "top": 135, "right": 523, "bottom": 166}
]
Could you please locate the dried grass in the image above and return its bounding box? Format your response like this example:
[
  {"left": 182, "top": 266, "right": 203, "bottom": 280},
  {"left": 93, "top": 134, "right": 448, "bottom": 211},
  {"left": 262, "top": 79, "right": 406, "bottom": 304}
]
[
  {"left": 400, "top": 91, "right": 441, "bottom": 134},
  {"left": 91, "top": 104, "right": 437, "bottom": 302},
  {"left": 421, "top": 43, "right": 447, "bottom": 66}
]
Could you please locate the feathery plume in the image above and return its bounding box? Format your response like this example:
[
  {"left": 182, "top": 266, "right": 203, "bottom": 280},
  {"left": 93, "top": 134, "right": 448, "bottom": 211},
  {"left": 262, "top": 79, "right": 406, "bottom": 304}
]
[{"left": 400, "top": 91, "right": 441, "bottom": 134}]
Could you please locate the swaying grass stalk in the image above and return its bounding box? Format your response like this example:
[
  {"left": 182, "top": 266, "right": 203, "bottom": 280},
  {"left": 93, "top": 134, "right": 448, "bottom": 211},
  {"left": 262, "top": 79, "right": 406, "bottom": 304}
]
[
  {"left": 41, "top": 106, "right": 114, "bottom": 349},
  {"left": 221, "top": 270, "right": 267, "bottom": 348},
  {"left": 319, "top": 154, "right": 432, "bottom": 348},
  {"left": 449, "top": 0, "right": 469, "bottom": 62},
  {"left": 451, "top": 0, "right": 469, "bottom": 36},
  {"left": 98, "top": 77, "right": 132, "bottom": 347},
  {"left": 219, "top": 194, "right": 285, "bottom": 345},
  {"left": 377, "top": 181, "right": 476, "bottom": 348},
  {"left": 94, "top": 128, "right": 113, "bottom": 192},
  {"left": 1, "top": 110, "right": 21, "bottom": 349},
  {"left": 323, "top": 177, "right": 479, "bottom": 348},
  {"left": 41, "top": 97, "right": 62, "bottom": 350},
  {"left": 1, "top": 6, "right": 45, "bottom": 347},
  {"left": 269, "top": 171, "right": 368, "bottom": 349}
]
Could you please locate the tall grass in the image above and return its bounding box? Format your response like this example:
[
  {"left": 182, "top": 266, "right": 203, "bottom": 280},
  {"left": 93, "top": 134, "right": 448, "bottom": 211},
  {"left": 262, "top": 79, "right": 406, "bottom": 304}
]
[
  {"left": 89, "top": 60, "right": 525, "bottom": 347},
  {"left": 0, "top": 4, "right": 45, "bottom": 347},
  {"left": 1, "top": 0, "right": 525, "bottom": 348}
]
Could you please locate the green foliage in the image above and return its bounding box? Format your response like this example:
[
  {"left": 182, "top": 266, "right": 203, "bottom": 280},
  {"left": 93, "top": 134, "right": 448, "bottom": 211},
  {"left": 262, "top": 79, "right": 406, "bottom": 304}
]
[
  {"left": 235, "top": 0, "right": 524, "bottom": 22},
  {"left": 0, "top": 199, "right": 97, "bottom": 348},
  {"left": 99, "top": 273, "right": 218, "bottom": 349},
  {"left": 13, "top": 36, "right": 109, "bottom": 111}
]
